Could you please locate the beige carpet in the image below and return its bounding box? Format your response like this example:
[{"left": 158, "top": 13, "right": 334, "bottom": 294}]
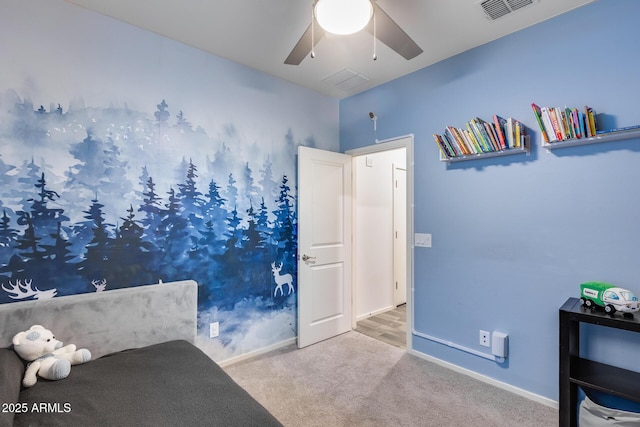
[{"left": 224, "top": 331, "right": 558, "bottom": 427}]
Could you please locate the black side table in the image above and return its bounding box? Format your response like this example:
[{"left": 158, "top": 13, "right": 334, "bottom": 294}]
[{"left": 559, "top": 297, "right": 640, "bottom": 426}]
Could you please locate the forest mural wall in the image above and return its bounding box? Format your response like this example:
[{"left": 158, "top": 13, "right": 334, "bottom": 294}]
[{"left": 0, "top": 0, "right": 339, "bottom": 360}]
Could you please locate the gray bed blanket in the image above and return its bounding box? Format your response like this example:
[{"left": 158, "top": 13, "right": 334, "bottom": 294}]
[{"left": 4, "top": 340, "right": 282, "bottom": 427}]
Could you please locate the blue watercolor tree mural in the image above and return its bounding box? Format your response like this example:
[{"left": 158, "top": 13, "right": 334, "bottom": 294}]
[{"left": 0, "top": 92, "right": 299, "bottom": 356}]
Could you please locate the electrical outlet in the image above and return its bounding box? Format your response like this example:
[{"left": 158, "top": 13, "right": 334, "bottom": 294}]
[
  {"left": 479, "top": 330, "right": 490, "bottom": 347},
  {"left": 209, "top": 322, "right": 219, "bottom": 338}
]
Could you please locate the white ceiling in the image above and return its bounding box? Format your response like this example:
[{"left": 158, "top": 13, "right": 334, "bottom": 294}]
[{"left": 65, "top": 0, "right": 595, "bottom": 99}]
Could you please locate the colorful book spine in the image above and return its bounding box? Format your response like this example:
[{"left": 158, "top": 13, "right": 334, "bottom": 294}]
[
  {"left": 472, "top": 118, "right": 495, "bottom": 151},
  {"left": 580, "top": 112, "right": 589, "bottom": 137},
  {"left": 514, "top": 120, "right": 522, "bottom": 148},
  {"left": 442, "top": 131, "right": 460, "bottom": 156},
  {"left": 456, "top": 127, "right": 475, "bottom": 154},
  {"left": 433, "top": 134, "right": 451, "bottom": 158},
  {"left": 585, "top": 106, "right": 597, "bottom": 136},
  {"left": 505, "top": 118, "right": 515, "bottom": 148},
  {"left": 530, "top": 104, "right": 549, "bottom": 143},
  {"left": 465, "top": 123, "right": 483, "bottom": 153},
  {"left": 493, "top": 115, "right": 508, "bottom": 149},
  {"left": 564, "top": 107, "right": 575, "bottom": 139},
  {"left": 447, "top": 126, "right": 469, "bottom": 155},
  {"left": 564, "top": 111, "right": 571, "bottom": 139},
  {"left": 571, "top": 108, "right": 581, "bottom": 139},
  {"left": 469, "top": 120, "right": 489, "bottom": 152},
  {"left": 460, "top": 129, "right": 479, "bottom": 154},
  {"left": 445, "top": 127, "right": 463, "bottom": 155},
  {"left": 549, "top": 108, "right": 564, "bottom": 141},
  {"left": 540, "top": 107, "right": 557, "bottom": 142},
  {"left": 482, "top": 121, "right": 499, "bottom": 151}
]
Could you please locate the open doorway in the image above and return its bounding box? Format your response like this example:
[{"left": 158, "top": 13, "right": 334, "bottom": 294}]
[{"left": 346, "top": 135, "right": 413, "bottom": 350}]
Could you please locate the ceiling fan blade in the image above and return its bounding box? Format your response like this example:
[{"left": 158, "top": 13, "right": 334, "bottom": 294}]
[
  {"left": 284, "top": 23, "right": 326, "bottom": 65},
  {"left": 365, "top": 2, "right": 423, "bottom": 60}
]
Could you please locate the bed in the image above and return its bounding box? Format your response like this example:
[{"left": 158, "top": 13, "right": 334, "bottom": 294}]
[{"left": 0, "top": 280, "right": 282, "bottom": 427}]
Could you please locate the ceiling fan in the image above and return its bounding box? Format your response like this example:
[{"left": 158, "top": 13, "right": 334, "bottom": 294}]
[{"left": 285, "top": 0, "right": 423, "bottom": 65}]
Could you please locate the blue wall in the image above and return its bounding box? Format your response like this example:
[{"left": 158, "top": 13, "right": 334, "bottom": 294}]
[
  {"left": 340, "top": 0, "right": 640, "bottom": 401},
  {"left": 0, "top": 0, "right": 339, "bottom": 362}
]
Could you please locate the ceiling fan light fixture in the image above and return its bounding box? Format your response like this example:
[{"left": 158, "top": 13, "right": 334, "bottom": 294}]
[{"left": 314, "top": 0, "right": 373, "bottom": 35}]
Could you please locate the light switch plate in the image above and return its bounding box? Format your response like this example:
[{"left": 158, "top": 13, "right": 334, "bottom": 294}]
[{"left": 415, "top": 233, "right": 432, "bottom": 247}]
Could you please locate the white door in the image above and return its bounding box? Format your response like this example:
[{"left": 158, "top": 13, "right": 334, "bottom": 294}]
[
  {"left": 393, "top": 165, "right": 407, "bottom": 306},
  {"left": 297, "top": 146, "right": 352, "bottom": 348}
]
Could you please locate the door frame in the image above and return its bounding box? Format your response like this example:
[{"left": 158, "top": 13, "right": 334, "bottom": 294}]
[
  {"left": 346, "top": 134, "right": 414, "bottom": 351},
  {"left": 393, "top": 164, "right": 407, "bottom": 308}
]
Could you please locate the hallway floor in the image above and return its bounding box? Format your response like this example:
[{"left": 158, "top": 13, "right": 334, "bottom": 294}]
[{"left": 355, "top": 304, "right": 406, "bottom": 348}]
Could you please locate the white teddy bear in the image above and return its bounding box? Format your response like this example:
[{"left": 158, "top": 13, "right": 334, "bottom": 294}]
[{"left": 12, "top": 325, "right": 92, "bottom": 388}]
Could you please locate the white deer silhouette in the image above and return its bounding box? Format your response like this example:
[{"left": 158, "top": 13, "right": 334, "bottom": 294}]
[
  {"left": 271, "top": 262, "right": 294, "bottom": 297},
  {"left": 1, "top": 279, "right": 57, "bottom": 300},
  {"left": 91, "top": 279, "right": 107, "bottom": 292}
]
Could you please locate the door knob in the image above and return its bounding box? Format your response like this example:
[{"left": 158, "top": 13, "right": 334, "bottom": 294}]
[{"left": 301, "top": 254, "right": 316, "bottom": 262}]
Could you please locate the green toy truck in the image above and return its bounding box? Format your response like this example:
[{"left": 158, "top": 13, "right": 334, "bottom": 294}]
[{"left": 580, "top": 281, "right": 640, "bottom": 314}]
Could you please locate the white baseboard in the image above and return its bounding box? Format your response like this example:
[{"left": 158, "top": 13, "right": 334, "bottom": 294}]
[
  {"left": 407, "top": 348, "right": 559, "bottom": 409},
  {"left": 356, "top": 305, "right": 395, "bottom": 322},
  {"left": 218, "top": 337, "right": 297, "bottom": 368}
]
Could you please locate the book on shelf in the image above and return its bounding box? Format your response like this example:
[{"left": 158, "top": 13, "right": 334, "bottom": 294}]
[
  {"left": 532, "top": 102, "right": 600, "bottom": 143},
  {"left": 515, "top": 120, "right": 523, "bottom": 148},
  {"left": 443, "top": 129, "right": 461, "bottom": 156},
  {"left": 472, "top": 118, "right": 493, "bottom": 151},
  {"left": 439, "top": 129, "right": 462, "bottom": 157},
  {"left": 446, "top": 126, "right": 467, "bottom": 155},
  {"left": 568, "top": 109, "right": 575, "bottom": 138},
  {"left": 461, "top": 128, "right": 480, "bottom": 153},
  {"left": 530, "top": 104, "right": 549, "bottom": 143},
  {"left": 570, "top": 108, "right": 582, "bottom": 139},
  {"left": 438, "top": 132, "right": 457, "bottom": 157},
  {"left": 583, "top": 106, "right": 591, "bottom": 137},
  {"left": 476, "top": 117, "right": 501, "bottom": 151},
  {"left": 505, "top": 118, "right": 515, "bottom": 148},
  {"left": 433, "top": 133, "right": 452, "bottom": 158},
  {"left": 442, "top": 133, "right": 457, "bottom": 156},
  {"left": 432, "top": 134, "right": 444, "bottom": 157},
  {"left": 558, "top": 107, "right": 573, "bottom": 139},
  {"left": 548, "top": 107, "right": 564, "bottom": 141},
  {"left": 493, "top": 115, "right": 508, "bottom": 149},
  {"left": 483, "top": 120, "right": 501, "bottom": 151},
  {"left": 540, "top": 106, "right": 557, "bottom": 142},
  {"left": 580, "top": 112, "right": 588, "bottom": 138},
  {"left": 465, "top": 123, "right": 483, "bottom": 153},
  {"left": 459, "top": 128, "right": 476, "bottom": 154},
  {"left": 584, "top": 105, "right": 596, "bottom": 137},
  {"left": 468, "top": 119, "right": 487, "bottom": 152}
]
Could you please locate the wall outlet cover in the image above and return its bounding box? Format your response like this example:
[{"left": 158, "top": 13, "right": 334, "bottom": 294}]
[
  {"left": 479, "top": 330, "right": 490, "bottom": 347},
  {"left": 209, "top": 322, "right": 220, "bottom": 338},
  {"left": 491, "top": 331, "right": 508, "bottom": 357}
]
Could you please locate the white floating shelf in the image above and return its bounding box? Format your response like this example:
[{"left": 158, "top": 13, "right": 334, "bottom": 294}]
[
  {"left": 440, "top": 136, "right": 530, "bottom": 163},
  {"left": 542, "top": 128, "right": 640, "bottom": 153}
]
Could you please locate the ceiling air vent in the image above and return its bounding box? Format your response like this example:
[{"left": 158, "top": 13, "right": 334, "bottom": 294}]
[
  {"left": 322, "top": 68, "right": 370, "bottom": 92},
  {"left": 480, "top": 0, "right": 535, "bottom": 20}
]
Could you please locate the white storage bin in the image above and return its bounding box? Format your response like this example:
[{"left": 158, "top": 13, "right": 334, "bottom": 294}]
[{"left": 580, "top": 396, "right": 640, "bottom": 426}]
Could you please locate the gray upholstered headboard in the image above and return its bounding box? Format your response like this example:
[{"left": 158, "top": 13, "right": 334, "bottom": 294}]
[{"left": 0, "top": 280, "right": 197, "bottom": 359}]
